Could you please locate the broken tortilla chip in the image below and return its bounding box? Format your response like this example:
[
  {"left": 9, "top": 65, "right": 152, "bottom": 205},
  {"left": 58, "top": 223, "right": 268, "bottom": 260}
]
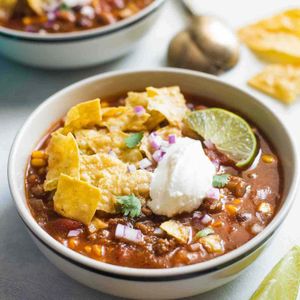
[
  {"left": 64, "top": 99, "right": 102, "bottom": 133},
  {"left": 44, "top": 132, "right": 80, "bottom": 191},
  {"left": 74, "top": 129, "right": 143, "bottom": 163},
  {"left": 248, "top": 64, "right": 300, "bottom": 104},
  {"left": 160, "top": 220, "right": 190, "bottom": 244},
  {"left": 100, "top": 106, "right": 150, "bottom": 132},
  {"left": 146, "top": 87, "right": 188, "bottom": 127},
  {"left": 0, "top": 0, "right": 17, "bottom": 21},
  {"left": 53, "top": 174, "right": 101, "bottom": 225},
  {"left": 239, "top": 9, "right": 300, "bottom": 64}
]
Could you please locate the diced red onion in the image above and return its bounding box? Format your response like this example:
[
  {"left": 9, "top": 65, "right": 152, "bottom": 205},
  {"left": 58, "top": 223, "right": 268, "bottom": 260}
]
[
  {"left": 168, "top": 134, "right": 176, "bottom": 144},
  {"left": 152, "top": 149, "right": 165, "bottom": 162},
  {"left": 212, "top": 160, "right": 220, "bottom": 171},
  {"left": 193, "top": 211, "right": 202, "bottom": 219},
  {"left": 149, "top": 132, "right": 162, "bottom": 150},
  {"left": 134, "top": 106, "right": 145, "bottom": 116},
  {"left": 108, "top": 150, "right": 118, "bottom": 158},
  {"left": 153, "top": 227, "right": 164, "bottom": 236},
  {"left": 47, "top": 12, "right": 56, "bottom": 21},
  {"left": 115, "top": 224, "right": 144, "bottom": 244},
  {"left": 139, "top": 158, "right": 152, "bottom": 169},
  {"left": 250, "top": 224, "right": 264, "bottom": 234},
  {"left": 80, "top": 5, "right": 95, "bottom": 19},
  {"left": 204, "top": 139, "right": 214, "bottom": 150},
  {"left": 25, "top": 25, "right": 38, "bottom": 33},
  {"left": 206, "top": 188, "right": 220, "bottom": 200},
  {"left": 201, "top": 214, "right": 213, "bottom": 225},
  {"left": 67, "top": 229, "right": 82, "bottom": 237},
  {"left": 127, "top": 164, "right": 136, "bottom": 173}
]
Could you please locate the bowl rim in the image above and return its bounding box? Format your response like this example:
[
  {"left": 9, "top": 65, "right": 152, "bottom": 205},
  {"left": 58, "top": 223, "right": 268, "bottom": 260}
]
[
  {"left": 8, "top": 68, "right": 299, "bottom": 280},
  {"left": 0, "top": 0, "right": 165, "bottom": 42}
]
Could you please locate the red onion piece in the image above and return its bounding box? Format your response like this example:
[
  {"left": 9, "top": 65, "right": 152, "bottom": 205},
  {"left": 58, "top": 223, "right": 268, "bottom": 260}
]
[
  {"left": 67, "top": 229, "right": 82, "bottom": 237},
  {"left": 201, "top": 214, "right": 213, "bottom": 225},
  {"left": 152, "top": 149, "right": 164, "bottom": 162},
  {"left": 204, "top": 139, "right": 214, "bottom": 150},
  {"left": 127, "top": 164, "right": 136, "bottom": 173},
  {"left": 139, "top": 158, "right": 152, "bottom": 169},
  {"left": 108, "top": 150, "right": 118, "bottom": 158},
  {"left": 168, "top": 134, "right": 176, "bottom": 144},
  {"left": 115, "top": 224, "right": 144, "bottom": 244},
  {"left": 149, "top": 132, "right": 162, "bottom": 150},
  {"left": 206, "top": 188, "right": 220, "bottom": 200},
  {"left": 134, "top": 106, "right": 145, "bottom": 116}
]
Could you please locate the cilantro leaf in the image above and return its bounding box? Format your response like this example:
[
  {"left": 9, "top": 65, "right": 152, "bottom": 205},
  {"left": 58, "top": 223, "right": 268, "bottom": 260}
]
[
  {"left": 212, "top": 174, "right": 230, "bottom": 188},
  {"left": 116, "top": 195, "right": 142, "bottom": 218},
  {"left": 125, "top": 132, "right": 144, "bottom": 149}
]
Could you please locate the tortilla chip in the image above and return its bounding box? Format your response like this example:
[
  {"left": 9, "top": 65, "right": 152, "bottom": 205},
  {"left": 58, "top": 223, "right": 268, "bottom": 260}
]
[
  {"left": 53, "top": 174, "right": 101, "bottom": 225},
  {"left": 64, "top": 99, "right": 102, "bottom": 133},
  {"left": 88, "top": 217, "right": 108, "bottom": 233},
  {"left": 125, "top": 91, "right": 148, "bottom": 107},
  {"left": 0, "top": 0, "right": 17, "bottom": 21},
  {"left": 146, "top": 87, "right": 188, "bottom": 127},
  {"left": 160, "top": 220, "right": 190, "bottom": 244},
  {"left": 100, "top": 106, "right": 150, "bottom": 132},
  {"left": 44, "top": 133, "right": 80, "bottom": 191},
  {"left": 248, "top": 64, "right": 300, "bottom": 104},
  {"left": 98, "top": 169, "right": 152, "bottom": 207},
  {"left": 80, "top": 153, "right": 127, "bottom": 186},
  {"left": 27, "top": 0, "right": 45, "bottom": 16},
  {"left": 74, "top": 129, "right": 143, "bottom": 163},
  {"left": 239, "top": 9, "right": 300, "bottom": 64}
]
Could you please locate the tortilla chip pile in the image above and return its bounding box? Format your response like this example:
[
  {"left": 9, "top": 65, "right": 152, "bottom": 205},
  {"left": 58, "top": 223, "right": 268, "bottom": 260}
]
[
  {"left": 42, "top": 87, "right": 188, "bottom": 225},
  {"left": 239, "top": 9, "right": 300, "bottom": 103}
]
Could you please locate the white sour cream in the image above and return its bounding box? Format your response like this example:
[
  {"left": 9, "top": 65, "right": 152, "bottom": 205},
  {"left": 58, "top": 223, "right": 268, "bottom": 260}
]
[{"left": 148, "top": 137, "right": 216, "bottom": 217}]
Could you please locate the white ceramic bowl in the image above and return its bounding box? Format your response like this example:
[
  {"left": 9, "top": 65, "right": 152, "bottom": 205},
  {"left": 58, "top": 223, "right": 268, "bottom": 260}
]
[
  {"left": 0, "top": 0, "right": 165, "bottom": 69},
  {"left": 8, "top": 69, "right": 299, "bottom": 299}
]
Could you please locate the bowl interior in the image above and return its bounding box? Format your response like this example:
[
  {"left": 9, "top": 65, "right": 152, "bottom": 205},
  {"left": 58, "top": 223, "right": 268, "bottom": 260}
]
[{"left": 9, "top": 69, "right": 298, "bottom": 276}]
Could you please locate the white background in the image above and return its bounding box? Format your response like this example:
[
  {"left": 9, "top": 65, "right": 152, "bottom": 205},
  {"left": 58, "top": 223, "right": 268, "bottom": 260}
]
[{"left": 0, "top": 0, "right": 299, "bottom": 299}]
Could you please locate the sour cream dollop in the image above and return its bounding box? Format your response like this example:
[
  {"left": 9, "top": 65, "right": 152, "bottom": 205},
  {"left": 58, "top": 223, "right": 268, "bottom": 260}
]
[{"left": 148, "top": 137, "right": 216, "bottom": 217}]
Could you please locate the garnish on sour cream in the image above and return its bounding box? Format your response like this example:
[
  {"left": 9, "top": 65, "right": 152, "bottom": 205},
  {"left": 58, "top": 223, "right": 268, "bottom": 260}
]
[{"left": 148, "top": 137, "right": 216, "bottom": 217}]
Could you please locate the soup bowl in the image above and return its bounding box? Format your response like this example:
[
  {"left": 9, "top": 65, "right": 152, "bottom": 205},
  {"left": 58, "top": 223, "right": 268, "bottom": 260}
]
[
  {"left": 0, "top": 0, "right": 165, "bottom": 69},
  {"left": 8, "top": 69, "right": 299, "bottom": 299}
]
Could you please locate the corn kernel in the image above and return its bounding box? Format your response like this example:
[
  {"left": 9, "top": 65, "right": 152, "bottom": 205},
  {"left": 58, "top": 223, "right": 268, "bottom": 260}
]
[
  {"left": 31, "top": 158, "right": 46, "bottom": 167},
  {"left": 84, "top": 245, "right": 92, "bottom": 254},
  {"left": 68, "top": 238, "right": 79, "bottom": 250},
  {"left": 32, "top": 150, "right": 45, "bottom": 159},
  {"left": 92, "top": 245, "right": 102, "bottom": 257},
  {"left": 212, "top": 220, "right": 224, "bottom": 228},
  {"left": 226, "top": 204, "right": 239, "bottom": 216},
  {"left": 262, "top": 154, "right": 275, "bottom": 164},
  {"left": 232, "top": 198, "right": 242, "bottom": 205}
]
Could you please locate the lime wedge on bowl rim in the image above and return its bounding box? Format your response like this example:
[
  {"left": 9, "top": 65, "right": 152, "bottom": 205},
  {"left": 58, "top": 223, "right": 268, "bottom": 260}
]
[
  {"left": 250, "top": 246, "right": 300, "bottom": 300},
  {"left": 185, "top": 108, "right": 257, "bottom": 167}
]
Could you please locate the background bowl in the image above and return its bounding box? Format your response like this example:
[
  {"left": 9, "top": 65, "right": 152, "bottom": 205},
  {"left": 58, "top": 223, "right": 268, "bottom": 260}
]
[
  {"left": 0, "top": 0, "right": 165, "bottom": 69},
  {"left": 8, "top": 69, "right": 299, "bottom": 299}
]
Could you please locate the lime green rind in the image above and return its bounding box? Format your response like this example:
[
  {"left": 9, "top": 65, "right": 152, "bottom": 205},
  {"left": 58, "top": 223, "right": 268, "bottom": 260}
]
[
  {"left": 185, "top": 108, "right": 257, "bottom": 168},
  {"left": 250, "top": 246, "right": 300, "bottom": 300}
]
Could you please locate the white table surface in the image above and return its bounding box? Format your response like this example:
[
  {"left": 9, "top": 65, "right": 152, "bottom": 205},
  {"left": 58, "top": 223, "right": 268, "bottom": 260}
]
[{"left": 1, "top": 0, "right": 300, "bottom": 299}]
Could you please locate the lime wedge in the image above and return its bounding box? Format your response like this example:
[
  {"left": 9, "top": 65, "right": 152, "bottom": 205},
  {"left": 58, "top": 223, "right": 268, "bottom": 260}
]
[
  {"left": 185, "top": 108, "right": 257, "bottom": 167},
  {"left": 250, "top": 246, "right": 300, "bottom": 300}
]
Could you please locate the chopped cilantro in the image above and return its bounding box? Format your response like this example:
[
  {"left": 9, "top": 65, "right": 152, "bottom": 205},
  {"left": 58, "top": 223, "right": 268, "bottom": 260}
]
[
  {"left": 195, "top": 227, "right": 214, "bottom": 239},
  {"left": 59, "top": 3, "right": 70, "bottom": 10},
  {"left": 125, "top": 132, "right": 144, "bottom": 149},
  {"left": 212, "top": 174, "right": 230, "bottom": 188},
  {"left": 117, "top": 195, "right": 141, "bottom": 218}
]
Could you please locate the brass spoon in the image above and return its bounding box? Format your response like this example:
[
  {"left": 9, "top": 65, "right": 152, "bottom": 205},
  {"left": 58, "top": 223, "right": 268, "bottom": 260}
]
[{"left": 168, "top": 0, "right": 240, "bottom": 75}]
